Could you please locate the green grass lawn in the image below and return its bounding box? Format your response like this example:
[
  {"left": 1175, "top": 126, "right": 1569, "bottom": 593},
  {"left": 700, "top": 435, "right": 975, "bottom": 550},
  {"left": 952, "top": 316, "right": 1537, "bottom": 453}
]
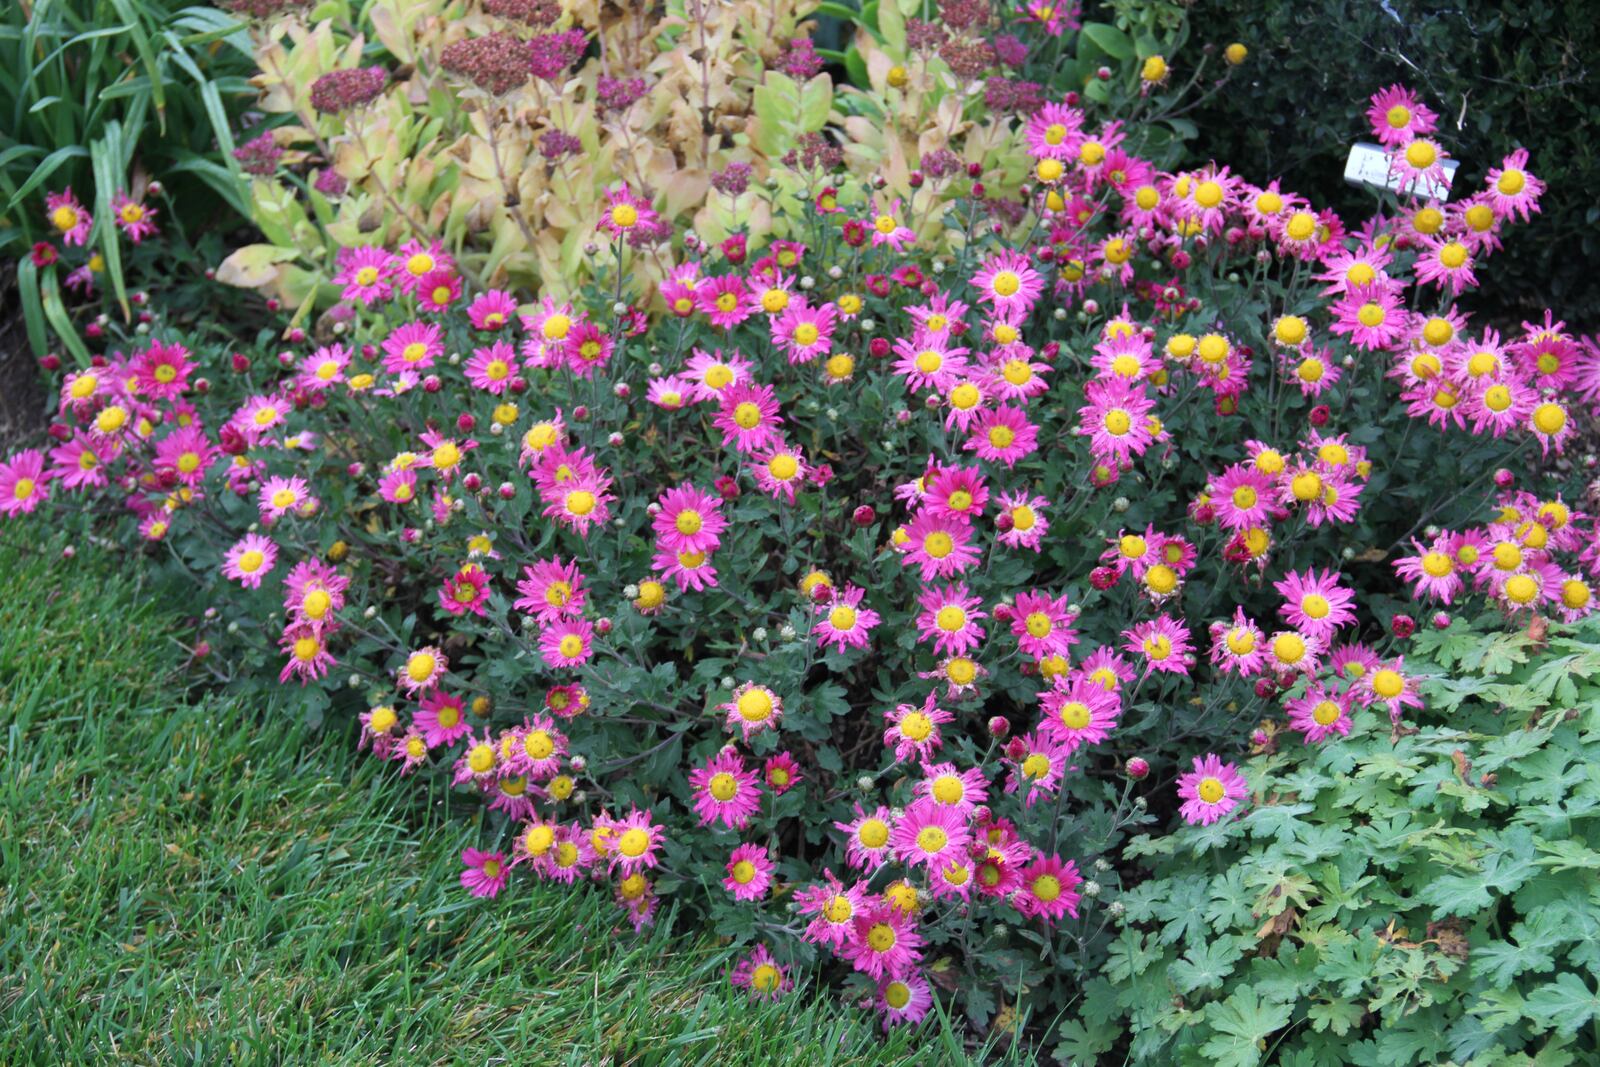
[{"left": 0, "top": 539, "right": 1016, "bottom": 1065}]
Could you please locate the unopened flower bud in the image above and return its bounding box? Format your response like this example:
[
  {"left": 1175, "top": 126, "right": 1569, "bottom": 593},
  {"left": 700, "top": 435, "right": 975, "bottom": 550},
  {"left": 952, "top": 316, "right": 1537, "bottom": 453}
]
[
  {"left": 987, "top": 716, "right": 1010, "bottom": 738},
  {"left": 852, "top": 505, "right": 876, "bottom": 526},
  {"left": 1125, "top": 757, "right": 1149, "bottom": 780},
  {"left": 1390, "top": 614, "right": 1415, "bottom": 639}
]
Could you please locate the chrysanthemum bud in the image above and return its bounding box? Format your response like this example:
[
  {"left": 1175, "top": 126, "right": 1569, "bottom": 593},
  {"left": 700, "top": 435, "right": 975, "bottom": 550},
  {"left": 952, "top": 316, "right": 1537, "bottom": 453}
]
[
  {"left": 1254, "top": 677, "right": 1276, "bottom": 699},
  {"left": 1125, "top": 757, "right": 1149, "bottom": 779},
  {"left": 1493, "top": 468, "right": 1515, "bottom": 488},
  {"left": 463, "top": 473, "right": 482, "bottom": 492},
  {"left": 498, "top": 482, "right": 515, "bottom": 499},
  {"left": 1391, "top": 614, "right": 1416, "bottom": 638},
  {"left": 608, "top": 432, "right": 624, "bottom": 447},
  {"left": 231, "top": 353, "right": 251, "bottom": 373},
  {"left": 595, "top": 617, "right": 613, "bottom": 635},
  {"left": 1082, "top": 880, "right": 1101, "bottom": 897},
  {"left": 613, "top": 382, "right": 631, "bottom": 399},
  {"left": 987, "top": 716, "right": 1010, "bottom": 738},
  {"left": 852, "top": 505, "right": 876, "bottom": 526},
  {"left": 423, "top": 375, "right": 442, "bottom": 394},
  {"left": 714, "top": 475, "right": 740, "bottom": 500},
  {"left": 572, "top": 405, "right": 589, "bottom": 421}
]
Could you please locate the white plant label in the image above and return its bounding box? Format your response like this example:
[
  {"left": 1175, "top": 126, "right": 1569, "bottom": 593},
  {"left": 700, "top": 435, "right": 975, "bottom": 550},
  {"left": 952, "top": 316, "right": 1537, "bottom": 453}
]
[{"left": 1344, "top": 141, "right": 1459, "bottom": 200}]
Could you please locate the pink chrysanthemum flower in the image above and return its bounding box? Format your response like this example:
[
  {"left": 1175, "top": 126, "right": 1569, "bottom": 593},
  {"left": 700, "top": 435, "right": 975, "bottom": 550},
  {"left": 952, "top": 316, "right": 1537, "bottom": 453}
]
[
  {"left": 439, "top": 563, "right": 490, "bottom": 617},
  {"left": 47, "top": 437, "right": 112, "bottom": 492},
  {"left": 451, "top": 731, "right": 500, "bottom": 788},
  {"left": 390, "top": 728, "right": 430, "bottom": 774},
  {"left": 131, "top": 340, "right": 191, "bottom": 400},
  {"left": 1002, "top": 731, "right": 1066, "bottom": 807},
  {"left": 258, "top": 474, "right": 309, "bottom": 521},
  {"left": 971, "top": 250, "right": 1044, "bottom": 315},
  {"left": 1177, "top": 754, "right": 1249, "bottom": 825},
  {"left": 916, "top": 583, "right": 987, "bottom": 658},
  {"left": 562, "top": 321, "right": 615, "bottom": 379},
  {"left": 1274, "top": 567, "right": 1357, "bottom": 640},
  {"left": 771, "top": 300, "right": 837, "bottom": 364},
  {"left": 913, "top": 763, "right": 989, "bottom": 816},
  {"left": 222, "top": 532, "right": 277, "bottom": 589},
  {"left": 413, "top": 688, "right": 467, "bottom": 747},
  {"left": 763, "top": 752, "right": 803, "bottom": 794},
  {"left": 599, "top": 185, "right": 659, "bottom": 239},
  {"left": 815, "top": 584, "right": 880, "bottom": 653},
  {"left": 379, "top": 469, "right": 418, "bottom": 505},
  {"left": 898, "top": 510, "right": 980, "bottom": 581},
  {"left": 867, "top": 197, "right": 916, "bottom": 251},
  {"left": 1328, "top": 284, "right": 1408, "bottom": 351},
  {"left": 891, "top": 799, "right": 969, "bottom": 870},
  {"left": 730, "top": 945, "right": 792, "bottom": 1001},
  {"left": 381, "top": 321, "right": 444, "bottom": 373},
  {"left": 996, "top": 491, "right": 1049, "bottom": 550},
  {"left": 1394, "top": 537, "right": 1463, "bottom": 604},
  {"left": 1011, "top": 589, "right": 1077, "bottom": 660},
  {"left": 1286, "top": 684, "right": 1353, "bottom": 743},
  {"left": 890, "top": 337, "right": 969, "bottom": 394},
  {"left": 1484, "top": 148, "right": 1543, "bottom": 221},
  {"left": 714, "top": 382, "right": 784, "bottom": 454},
  {"left": 1122, "top": 615, "right": 1192, "bottom": 677},
  {"left": 696, "top": 276, "right": 756, "bottom": 329},
  {"left": 607, "top": 807, "right": 666, "bottom": 876},
  {"left": 646, "top": 375, "right": 695, "bottom": 411},
  {"left": 539, "top": 617, "right": 594, "bottom": 668},
  {"left": 1014, "top": 854, "right": 1082, "bottom": 923},
  {"left": 1039, "top": 675, "right": 1120, "bottom": 751},
  {"left": 467, "top": 288, "right": 518, "bottom": 330},
  {"left": 883, "top": 692, "right": 953, "bottom": 763},
  {"left": 1209, "top": 608, "right": 1266, "bottom": 676},
  {"left": 414, "top": 269, "right": 461, "bottom": 313},
  {"left": 797, "top": 873, "right": 869, "bottom": 949},
  {"left": 987, "top": 350, "right": 1052, "bottom": 404},
  {"left": 689, "top": 749, "right": 763, "bottom": 829},
  {"left": 1077, "top": 378, "right": 1155, "bottom": 465},
  {"left": 653, "top": 545, "right": 719, "bottom": 592},
  {"left": 543, "top": 475, "right": 615, "bottom": 537},
  {"left": 723, "top": 843, "right": 775, "bottom": 902},
  {"left": 1023, "top": 101, "right": 1084, "bottom": 159},
  {"left": 45, "top": 187, "right": 92, "bottom": 244},
  {"left": 843, "top": 904, "right": 923, "bottom": 981},
  {"left": 1413, "top": 235, "right": 1477, "bottom": 297},
  {"left": 836, "top": 804, "right": 896, "bottom": 871},
  {"left": 389, "top": 239, "right": 453, "bottom": 295},
  {"left": 749, "top": 444, "right": 808, "bottom": 503},
  {"left": 278, "top": 623, "right": 337, "bottom": 685},
  {"left": 460, "top": 848, "right": 509, "bottom": 898},
  {"left": 1266, "top": 629, "right": 1322, "bottom": 677},
  {"left": 875, "top": 974, "right": 934, "bottom": 1030},
  {"left": 297, "top": 344, "right": 351, "bottom": 392},
  {"left": 519, "top": 298, "right": 580, "bottom": 366},
  {"left": 965, "top": 405, "right": 1038, "bottom": 468},
  {"left": 722, "top": 682, "right": 783, "bottom": 739},
  {"left": 334, "top": 245, "right": 393, "bottom": 305},
  {"left": 653, "top": 484, "right": 728, "bottom": 555},
  {"left": 1366, "top": 83, "right": 1437, "bottom": 147},
  {"left": 505, "top": 714, "right": 567, "bottom": 780},
  {"left": 399, "top": 646, "right": 449, "bottom": 697},
  {"left": 683, "top": 347, "right": 753, "bottom": 402},
  {"left": 1360, "top": 658, "right": 1426, "bottom": 723},
  {"left": 923, "top": 466, "right": 989, "bottom": 523},
  {"left": 465, "top": 341, "right": 520, "bottom": 394},
  {"left": 514, "top": 557, "right": 587, "bottom": 623}
]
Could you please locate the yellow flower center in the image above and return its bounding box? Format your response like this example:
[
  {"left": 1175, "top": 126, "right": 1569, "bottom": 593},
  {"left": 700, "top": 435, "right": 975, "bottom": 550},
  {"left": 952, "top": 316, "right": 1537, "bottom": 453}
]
[
  {"left": 1197, "top": 777, "right": 1225, "bottom": 803},
  {"left": 898, "top": 712, "right": 933, "bottom": 741},
  {"left": 737, "top": 688, "right": 774, "bottom": 722}
]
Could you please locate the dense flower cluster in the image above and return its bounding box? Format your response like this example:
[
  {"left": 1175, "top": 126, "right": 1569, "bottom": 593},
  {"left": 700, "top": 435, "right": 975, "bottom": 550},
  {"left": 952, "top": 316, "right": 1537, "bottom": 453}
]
[{"left": 10, "top": 53, "right": 1596, "bottom": 1042}]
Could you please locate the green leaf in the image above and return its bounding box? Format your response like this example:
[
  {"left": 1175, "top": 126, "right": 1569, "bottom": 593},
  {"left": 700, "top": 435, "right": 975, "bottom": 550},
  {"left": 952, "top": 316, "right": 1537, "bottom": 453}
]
[
  {"left": 4, "top": 145, "right": 89, "bottom": 212},
  {"left": 1523, "top": 973, "right": 1600, "bottom": 1037},
  {"left": 1170, "top": 935, "right": 1242, "bottom": 994},
  {"left": 1200, "top": 987, "right": 1294, "bottom": 1067},
  {"left": 16, "top": 257, "right": 49, "bottom": 358},
  {"left": 38, "top": 266, "right": 89, "bottom": 366},
  {"left": 1306, "top": 997, "right": 1364, "bottom": 1036},
  {"left": 1079, "top": 21, "right": 1134, "bottom": 61}
]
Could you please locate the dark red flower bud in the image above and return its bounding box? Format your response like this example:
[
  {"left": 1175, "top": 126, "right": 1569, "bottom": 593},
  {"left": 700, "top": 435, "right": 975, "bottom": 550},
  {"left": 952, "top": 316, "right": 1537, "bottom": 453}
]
[
  {"left": 1125, "top": 757, "right": 1150, "bottom": 780},
  {"left": 852, "top": 505, "right": 876, "bottom": 526},
  {"left": 1390, "top": 614, "right": 1415, "bottom": 639},
  {"left": 987, "top": 716, "right": 1010, "bottom": 739}
]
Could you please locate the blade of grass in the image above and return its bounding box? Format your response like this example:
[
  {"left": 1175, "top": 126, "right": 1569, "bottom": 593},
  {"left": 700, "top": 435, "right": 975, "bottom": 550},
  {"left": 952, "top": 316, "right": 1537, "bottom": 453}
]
[{"left": 38, "top": 263, "right": 89, "bottom": 365}]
